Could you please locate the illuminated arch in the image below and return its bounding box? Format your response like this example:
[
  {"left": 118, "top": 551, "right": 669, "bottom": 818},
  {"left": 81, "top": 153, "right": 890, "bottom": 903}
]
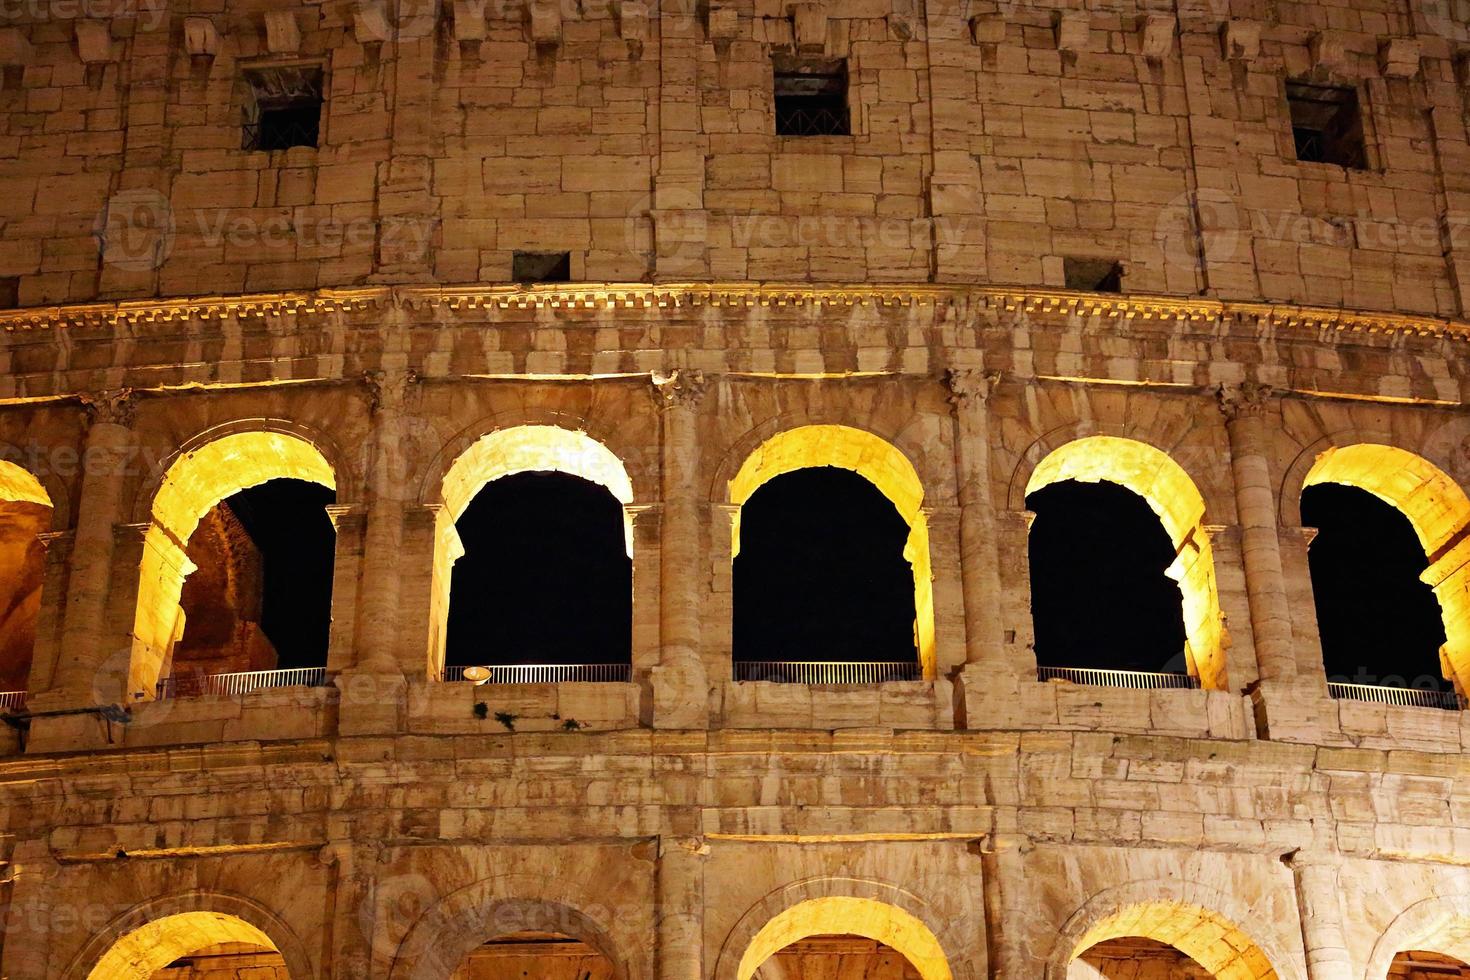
[
  {"left": 1024, "top": 435, "right": 1226, "bottom": 689},
  {"left": 388, "top": 878, "right": 633, "bottom": 980},
  {"left": 733, "top": 896, "right": 952, "bottom": 980},
  {"left": 1364, "top": 893, "right": 1470, "bottom": 979},
  {"left": 1300, "top": 444, "right": 1470, "bottom": 692},
  {"left": 1047, "top": 886, "right": 1290, "bottom": 980},
  {"left": 728, "top": 424, "right": 935, "bottom": 678},
  {"left": 428, "top": 424, "right": 637, "bottom": 672},
  {"left": 0, "top": 459, "right": 50, "bottom": 509},
  {"left": 70, "top": 893, "right": 312, "bottom": 980},
  {"left": 439, "top": 424, "right": 633, "bottom": 526},
  {"left": 130, "top": 430, "right": 336, "bottom": 699}
]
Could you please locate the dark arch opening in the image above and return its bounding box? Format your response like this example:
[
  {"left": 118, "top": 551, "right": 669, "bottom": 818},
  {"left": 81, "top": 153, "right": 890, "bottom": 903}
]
[
  {"left": 173, "top": 478, "right": 336, "bottom": 684},
  {"left": 733, "top": 466, "right": 917, "bottom": 668},
  {"left": 452, "top": 931, "right": 617, "bottom": 980},
  {"left": 1075, "top": 937, "right": 1213, "bottom": 978},
  {"left": 1026, "top": 479, "right": 1186, "bottom": 673},
  {"left": 1389, "top": 951, "right": 1470, "bottom": 977},
  {"left": 1302, "top": 483, "right": 1448, "bottom": 691},
  {"left": 446, "top": 471, "right": 632, "bottom": 668},
  {"left": 757, "top": 935, "right": 923, "bottom": 980}
]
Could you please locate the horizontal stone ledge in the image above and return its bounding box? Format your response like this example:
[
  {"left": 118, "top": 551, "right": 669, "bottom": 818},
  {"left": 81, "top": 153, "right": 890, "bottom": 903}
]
[{"left": 0, "top": 280, "right": 1464, "bottom": 341}]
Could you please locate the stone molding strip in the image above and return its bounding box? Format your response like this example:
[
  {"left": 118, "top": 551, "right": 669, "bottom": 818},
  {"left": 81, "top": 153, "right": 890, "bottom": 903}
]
[{"left": 0, "top": 282, "right": 1464, "bottom": 341}]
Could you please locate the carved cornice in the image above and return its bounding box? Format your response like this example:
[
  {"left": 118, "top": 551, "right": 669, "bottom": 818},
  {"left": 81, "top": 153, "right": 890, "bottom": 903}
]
[{"left": 0, "top": 283, "right": 1464, "bottom": 341}]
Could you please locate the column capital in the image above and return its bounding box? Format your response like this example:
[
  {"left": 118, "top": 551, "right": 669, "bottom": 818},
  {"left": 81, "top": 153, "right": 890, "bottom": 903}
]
[
  {"left": 37, "top": 529, "right": 73, "bottom": 556},
  {"left": 651, "top": 368, "right": 708, "bottom": 410},
  {"left": 78, "top": 387, "right": 137, "bottom": 428},
  {"left": 945, "top": 367, "right": 1001, "bottom": 407},
  {"left": 325, "top": 503, "right": 369, "bottom": 530},
  {"left": 660, "top": 835, "right": 710, "bottom": 858},
  {"left": 363, "top": 367, "right": 421, "bottom": 414},
  {"left": 1216, "top": 380, "right": 1275, "bottom": 421}
]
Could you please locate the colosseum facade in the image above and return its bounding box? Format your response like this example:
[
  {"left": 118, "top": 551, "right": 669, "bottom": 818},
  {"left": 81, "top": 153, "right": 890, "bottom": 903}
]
[{"left": 0, "top": 0, "right": 1467, "bottom": 975}]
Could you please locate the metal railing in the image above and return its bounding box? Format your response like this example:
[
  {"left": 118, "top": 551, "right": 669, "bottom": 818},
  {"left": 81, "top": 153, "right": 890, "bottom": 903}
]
[
  {"left": 0, "top": 691, "right": 25, "bottom": 712},
  {"left": 1037, "top": 665, "right": 1200, "bottom": 690},
  {"left": 441, "top": 664, "right": 632, "bottom": 684},
  {"left": 776, "top": 105, "right": 850, "bottom": 137},
  {"left": 1327, "top": 681, "right": 1464, "bottom": 711},
  {"left": 156, "top": 666, "right": 328, "bottom": 700},
  {"left": 733, "top": 661, "right": 922, "bottom": 684}
]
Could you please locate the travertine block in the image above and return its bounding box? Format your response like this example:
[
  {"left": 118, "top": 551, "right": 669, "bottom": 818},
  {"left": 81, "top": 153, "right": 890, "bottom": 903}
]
[
  {"left": 354, "top": 1, "right": 393, "bottom": 43},
  {"left": 263, "top": 10, "right": 302, "bottom": 54},
  {"left": 1220, "top": 19, "right": 1260, "bottom": 60},
  {"left": 183, "top": 17, "right": 219, "bottom": 57},
  {"left": 1053, "top": 10, "right": 1089, "bottom": 53},
  {"left": 1378, "top": 36, "right": 1421, "bottom": 77},
  {"left": 791, "top": 3, "right": 826, "bottom": 52},
  {"left": 1310, "top": 30, "right": 1350, "bottom": 70},
  {"left": 530, "top": 0, "right": 562, "bottom": 43},
  {"left": 1138, "top": 14, "right": 1174, "bottom": 60}
]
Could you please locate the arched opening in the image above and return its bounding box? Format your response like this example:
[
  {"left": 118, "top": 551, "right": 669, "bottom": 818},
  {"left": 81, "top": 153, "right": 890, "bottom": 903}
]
[
  {"left": 450, "top": 930, "right": 619, "bottom": 979},
  {"left": 434, "top": 425, "right": 635, "bottom": 683},
  {"left": 728, "top": 425, "right": 934, "bottom": 681},
  {"left": 86, "top": 911, "right": 289, "bottom": 979},
  {"left": 0, "top": 461, "right": 51, "bottom": 705},
  {"left": 167, "top": 478, "right": 336, "bottom": 696},
  {"left": 733, "top": 467, "right": 918, "bottom": 681},
  {"left": 1389, "top": 951, "right": 1470, "bottom": 977},
  {"left": 1060, "top": 901, "right": 1278, "bottom": 980},
  {"left": 133, "top": 432, "right": 336, "bottom": 700},
  {"left": 445, "top": 472, "right": 632, "bottom": 676},
  {"left": 1028, "top": 480, "right": 1187, "bottom": 676},
  {"left": 1301, "top": 444, "right": 1470, "bottom": 706},
  {"left": 1024, "top": 436, "right": 1224, "bottom": 690},
  {"left": 752, "top": 935, "right": 923, "bottom": 978},
  {"left": 1303, "top": 484, "right": 1449, "bottom": 700},
  {"left": 1070, "top": 937, "right": 1214, "bottom": 978},
  {"left": 735, "top": 897, "right": 952, "bottom": 980}
]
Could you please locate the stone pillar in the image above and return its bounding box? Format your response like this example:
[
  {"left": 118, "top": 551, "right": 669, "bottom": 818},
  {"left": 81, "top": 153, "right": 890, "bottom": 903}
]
[
  {"left": 1218, "top": 383, "right": 1297, "bottom": 685},
  {"left": 649, "top": 370, "right": 710, "bottom": 729},
  {"left": 627, "top": 503, "right": 663, "bottom": 678},
  {"left": 324, "top": 505, "right": 367, "bottom": 677},
  {"left": 656, "top": 836, "right": 708, "bottom": 980},
  {"left": 39, "top": 391, "right": 136, "bottom": 706},
  {"left": 1288, "top": 851, "right": 1355, "bottom": 980},
  {"left": 1219, "top": 384, "right": 1331, "bottom": 741},
  {"left": 947, "top": 370, "right": 1012, "bottom": 725},
  {"left": 319, "top": 840, "right": 378, "bottom": 980},
  {"left": 25, "top": 531, "right": 72, "bottom": 696},
  {"left": 338, "top": 370, "right": 418, "bottom": 735},
  {"left": 979, "top": 833, "right": 1033, "bottom": 980}
]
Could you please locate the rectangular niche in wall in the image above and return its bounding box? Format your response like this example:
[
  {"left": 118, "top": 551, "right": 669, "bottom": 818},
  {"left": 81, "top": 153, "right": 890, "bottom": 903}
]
[
  {"left": 512, "top": 251, "right": 572, "bottom": 283},
  {"left": 1286, "top": 80, "right": 1366, "bottom": 169},
  {"left": 773, "top": 55, "right": 850, "bottom": 137},
  {"left": 1063, "top": 257, "right": 1123, "bottom": 292},
  {"left": 242, "top": 63, "right": 324, "bottom": 152}
]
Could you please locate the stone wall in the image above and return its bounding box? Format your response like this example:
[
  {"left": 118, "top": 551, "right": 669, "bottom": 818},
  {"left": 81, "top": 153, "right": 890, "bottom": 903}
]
[{"left": 0, "top": 0, "right": 1468, "bottom": 304}]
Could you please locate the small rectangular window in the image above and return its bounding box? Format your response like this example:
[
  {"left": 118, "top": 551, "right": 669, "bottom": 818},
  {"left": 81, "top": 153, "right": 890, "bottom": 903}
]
[
  {"left": 1063, "top": 258, "right": 1122, "bottom": 292},
  {"left": 243, "top": 64, "right": 323, "bottom": 152},
  {"left": 1286, "top": 80, "right": 1366, "bottom": 169},
  {"left": 0, "top": 277, "right": 19, "bottom": 309},
  {"left": 512, "top": 251, "right": 571, "bottom": 283},
  {"left": 773, "top": 56, "right": 849, "bottom": 137}
]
